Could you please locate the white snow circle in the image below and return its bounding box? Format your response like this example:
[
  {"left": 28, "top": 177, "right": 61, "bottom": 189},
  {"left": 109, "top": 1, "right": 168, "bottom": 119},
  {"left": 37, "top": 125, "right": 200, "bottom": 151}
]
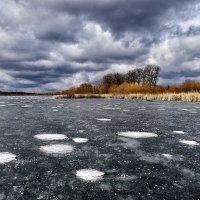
[
  {"left": 116, "top": 131, "right": 158, "bottom": 139},
  {"left": 34, "top": 134, "right": 67, "bottom": 141},
  {"left": 0, "top": 152, "right": 16, "bottom": 164},
  {"left": 40, "top": 144, "right": 74, "bottom": 154},
  {"left": 72, "top": 138, "right": 88, "bottom": 143},
  {"left": 179, "top": 140, "right": 199, "bottom": 146},
  {"left": 76, "top": 169, "right": 104, "bottom": 182}
]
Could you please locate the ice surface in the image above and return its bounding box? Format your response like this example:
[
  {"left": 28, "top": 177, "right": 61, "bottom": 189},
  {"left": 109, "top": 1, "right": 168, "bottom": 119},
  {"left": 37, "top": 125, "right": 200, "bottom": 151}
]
[
  {"left": 76, "top": 169, "right": 104, "bottom": 182},
  {"left": 97, "top": 118, "right": 111, "bottom": 121},
  {"left": 116, "top": 131, "right": 158, "bottom": 139},
  {"left": 162, "top": 154, "right": 173, "bottom": 158},
  {"left": 179, "top": 140, "right": 199, "bottom": 146},
  {"left": 40, "top": 144, "right": 74, "bottom": 154},
  {"left": 173, "top": 131, "right": 185, "bottom": 134},
  {"left": 72, "top": 138, "right": 88, "bottom": 143},
  {"left": 34, "top": 134, "right": 67, "bottom": 141},
  {"left": 115, "top": 174, "right": 137, "bottom": 181},
  {"left": 0, "top": 152, "right": 16, "bottom": 164},
  {"left": 1, "top": 97, "right": 200, "bottom": 199}
]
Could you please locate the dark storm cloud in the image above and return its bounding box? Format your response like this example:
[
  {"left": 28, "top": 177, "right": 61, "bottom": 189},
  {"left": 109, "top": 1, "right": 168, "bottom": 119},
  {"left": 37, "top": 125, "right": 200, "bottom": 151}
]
[
  {"left": 0, "top": 0, "right": 199, "bottom": 92},
  {"left": 33, "top": 0, "right": 195, "bottom": 35}
]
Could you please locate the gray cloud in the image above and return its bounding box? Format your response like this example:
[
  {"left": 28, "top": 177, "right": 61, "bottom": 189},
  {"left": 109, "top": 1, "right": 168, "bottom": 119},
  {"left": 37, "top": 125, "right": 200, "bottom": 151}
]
[{"left": 0, "top": 0, "right": 199, "bottom": 92}]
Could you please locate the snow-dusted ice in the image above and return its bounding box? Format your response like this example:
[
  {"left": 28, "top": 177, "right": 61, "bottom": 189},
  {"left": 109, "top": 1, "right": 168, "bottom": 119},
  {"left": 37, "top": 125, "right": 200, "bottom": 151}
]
[
  {"left": 117, "top": 131, "right": 158, "bottom": 139},
  {"left": 179, "top": 140, "right": 199, "bottom": 146},
  {"left": 40, "top": 144, "right": 74, "bottom": 154},
  {"left": 0, "top": 152, "right": 16, "bottom": 164},
  {"left": 72, "top": 138, "right": 88, "bottom": 143},
  {"left": 76, "top": 169, "right": 104, "bottom": 182},
  {"left": 97, "top": 118, "right": 111, "bottom": 121},
  {"left": 34, "top": 134, "right": 67, "bottom": 141},
  {"left": 0, "top": 97, "right": 200, "bottom": 199}
]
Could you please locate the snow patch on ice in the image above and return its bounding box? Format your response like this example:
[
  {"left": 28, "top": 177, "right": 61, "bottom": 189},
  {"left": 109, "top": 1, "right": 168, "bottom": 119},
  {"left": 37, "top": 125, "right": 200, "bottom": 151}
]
[
  {"left": 0, "top": 152, "right": 16, "bottom": 164},
  {"left": 52, "top": 109, "right": 58, "bottom": 112},
  {"left": 40, "top": 144, "right": 74, "bottom": 154},
  {"left": 21, "top": 105, "right": 32, "bottom": 108},
  {"left": 162, "top": 154, "right": 173, "bottom": 158},
  {"left": 78, "top": 130, "right": 84, "bottom": 133},
  {"left": 179, "top": 140, "right": 199, "bottom": 146},
  {"left": 76, "top": 169, "right": 104, "bottom": 182},
  {"left": 97, "top": 118, "right": 111, "bottom": 121},
  {"left": 117, "top": 131, "right": 158, "bottom": 139},
  {"left": 72, "top": 138, "right": 88, "bottom": 143},
  {"left": 173, "top": 131, "right": 185, "bottom": 134},
  {"left": 0, "top": 105, "right": 6, "bottom": 107},
  {"left": 34, "top": 134, "right": 67, "bottom": 141},
  {"left": 103, "top": 107, "right": 121, "bottom": 110}
]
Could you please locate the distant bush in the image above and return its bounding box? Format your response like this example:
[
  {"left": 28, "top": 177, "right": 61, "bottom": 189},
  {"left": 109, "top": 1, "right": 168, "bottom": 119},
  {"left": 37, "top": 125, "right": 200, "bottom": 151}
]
[{"left": 108, "top": 82, "right": 165, "bottom": 94}]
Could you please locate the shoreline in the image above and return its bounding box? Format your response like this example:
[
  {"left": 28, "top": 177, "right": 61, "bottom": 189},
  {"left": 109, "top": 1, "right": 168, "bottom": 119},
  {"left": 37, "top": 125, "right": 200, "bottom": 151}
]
[{"left": 55, "top": 92, "right": 200, "bottom": 102}]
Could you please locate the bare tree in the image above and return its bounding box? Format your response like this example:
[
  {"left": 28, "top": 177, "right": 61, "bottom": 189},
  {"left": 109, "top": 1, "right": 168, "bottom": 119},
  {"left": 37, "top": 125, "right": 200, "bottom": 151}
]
[
  {"left": 125, "top": 70, "right": 137, "bottom": 83},
  {"left": 101, "top": 73, "right": 114, "bottom": 93},
  {"left": 135, "top": 68, "right": 144, "bottom": 84},
  {"left": 112, "top": 73, "right": 124, "bottom": 85},
  {"left": 143, "top": 65, "right": 160, "bottom": 86}
]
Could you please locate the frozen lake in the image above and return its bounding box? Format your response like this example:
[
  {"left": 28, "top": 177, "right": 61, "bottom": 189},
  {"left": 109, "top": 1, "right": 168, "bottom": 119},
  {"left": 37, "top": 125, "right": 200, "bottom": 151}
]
[{"left": 0, "top": 96, "right": 200, "bottom": 199}]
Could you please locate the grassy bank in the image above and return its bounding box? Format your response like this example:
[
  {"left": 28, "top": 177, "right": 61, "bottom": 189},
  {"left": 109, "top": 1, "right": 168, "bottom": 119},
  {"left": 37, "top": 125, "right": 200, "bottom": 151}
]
[{"left": 55, "top": 92, "right": 200, "bottom": 102}]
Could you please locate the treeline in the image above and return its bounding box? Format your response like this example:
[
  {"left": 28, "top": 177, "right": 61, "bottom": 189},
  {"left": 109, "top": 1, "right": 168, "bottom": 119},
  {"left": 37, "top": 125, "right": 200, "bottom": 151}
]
[
  {"left": 60, "top": 65, "right": 200, "bottom": 96},
  {"left": 101, "top": 65, "right": 160, "bottom": 93}
]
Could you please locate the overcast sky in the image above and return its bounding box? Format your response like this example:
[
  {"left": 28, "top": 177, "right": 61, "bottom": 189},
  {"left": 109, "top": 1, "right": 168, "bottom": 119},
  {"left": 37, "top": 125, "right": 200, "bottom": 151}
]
[{"left": 0, "top": 0, "right": 200, "bottom": 92}]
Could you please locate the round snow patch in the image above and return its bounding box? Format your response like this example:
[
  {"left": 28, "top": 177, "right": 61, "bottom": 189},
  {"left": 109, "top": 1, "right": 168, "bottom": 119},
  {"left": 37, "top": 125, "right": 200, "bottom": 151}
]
[
  {"left": 72, "top": 138, "right": 88, "bottom": 143},
  {"left": 162, "top": 154, "right": 173, "bottom": 158},
  {"left": 116, "top": 131, "right": 158, "bottom": 139},
  {"left": 34, "top": 134, "right": 67, "bottom": 141},
  {"left": 173, "top": 131, "right": 185, "bottom": 134},
  {"left": 97, "top": 118, "right": 111, "bottom": 122},
  {"left": 0, "top": 152, "right": 16, "bottom": 164},
  {"left": 76, "top": 169, "right": 104, "bottom": 182},
  {"left": 40, "top": 144, "right": 74, "bottom": 155},
  {"left": 179, "top": 140, "right": 199, "bottom": 146}
]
